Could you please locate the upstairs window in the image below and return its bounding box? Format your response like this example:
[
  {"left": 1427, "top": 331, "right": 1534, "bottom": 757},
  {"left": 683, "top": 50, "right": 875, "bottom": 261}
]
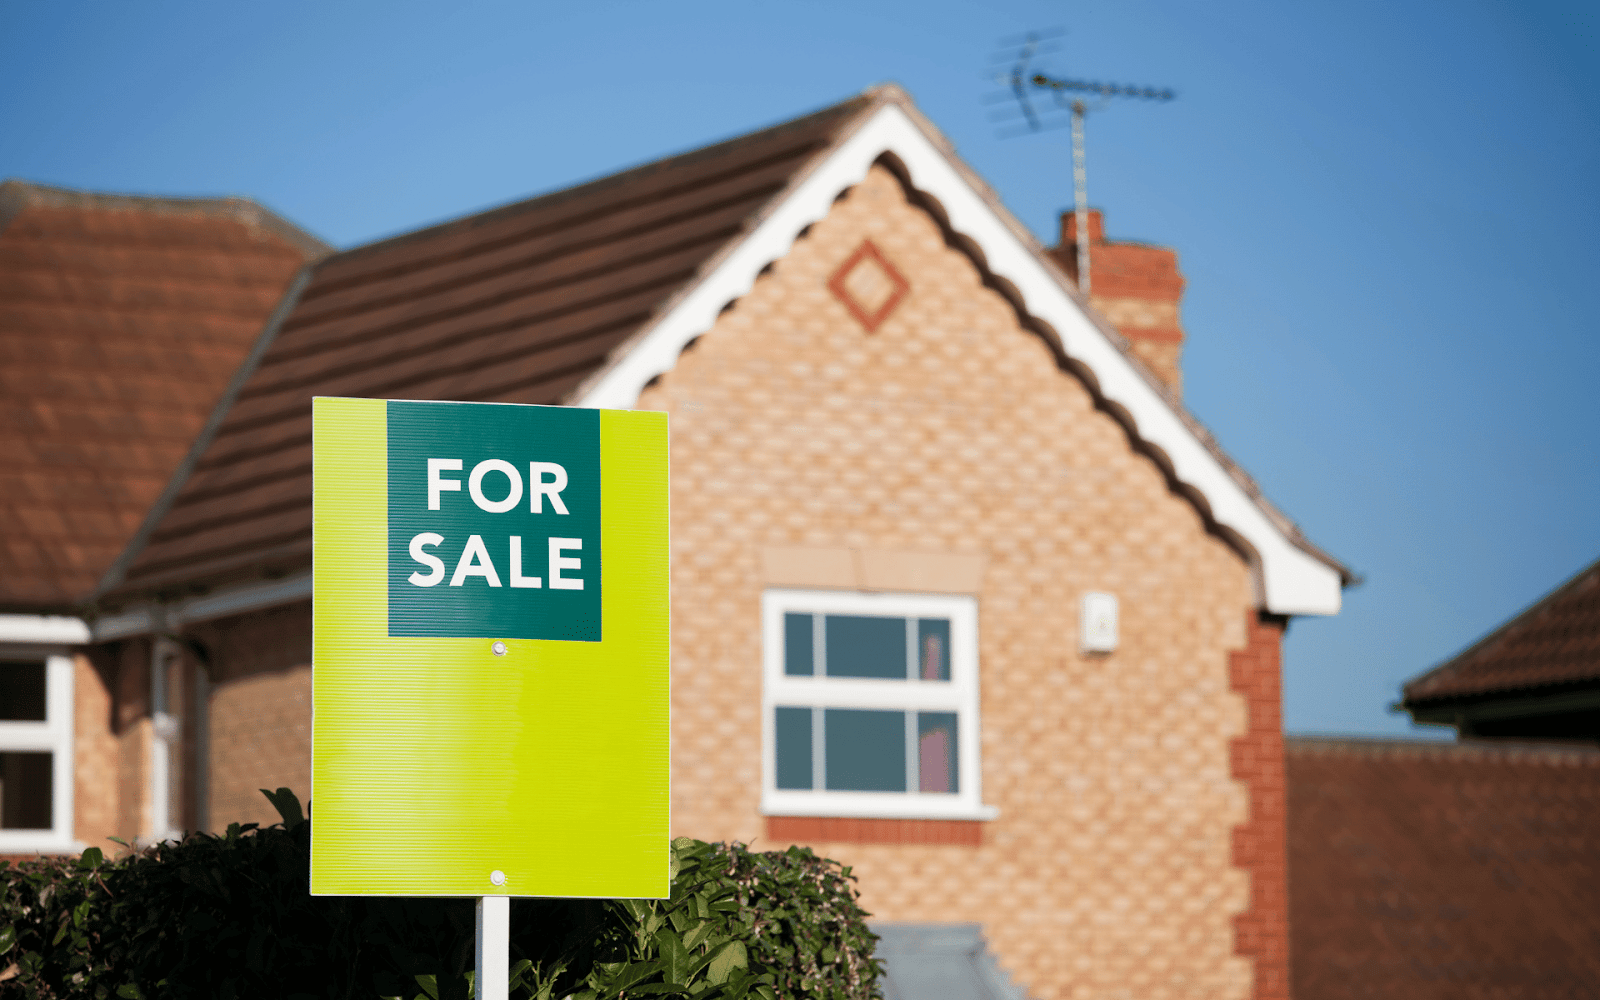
[
  {"left": 761, "top": 590, "right": 991, "bottom": 820},
  {"left": 0, "top": 654, "right": 75, "bottom": 852}
]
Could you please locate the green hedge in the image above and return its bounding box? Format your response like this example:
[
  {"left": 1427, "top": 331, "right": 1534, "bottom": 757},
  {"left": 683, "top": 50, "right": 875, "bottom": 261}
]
[{"left": 0, "top": 790, "right": 881, "bottom": 1000}]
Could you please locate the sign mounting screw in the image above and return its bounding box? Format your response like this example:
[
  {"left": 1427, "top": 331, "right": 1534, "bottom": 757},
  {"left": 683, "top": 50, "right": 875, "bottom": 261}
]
[
  {"left": 490, "top": 869, "right": 507, "bottom": 886},
  {"left": 492, "top": 641, "right": 508, "bottom": 656}
]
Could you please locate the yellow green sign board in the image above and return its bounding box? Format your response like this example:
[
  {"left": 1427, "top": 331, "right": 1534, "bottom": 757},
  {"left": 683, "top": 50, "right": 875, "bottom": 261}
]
[{"left": 310, "top": 397, "right": 669, "bottom": 898}]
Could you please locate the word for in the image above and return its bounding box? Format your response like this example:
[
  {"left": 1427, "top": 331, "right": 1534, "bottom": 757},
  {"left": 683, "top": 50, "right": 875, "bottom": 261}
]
[
  {"left": 407, "top": 534, "right": 582, "bottom": 590},
  {"left": 428, "top": 459, "right": 569, "bottom": 513}
]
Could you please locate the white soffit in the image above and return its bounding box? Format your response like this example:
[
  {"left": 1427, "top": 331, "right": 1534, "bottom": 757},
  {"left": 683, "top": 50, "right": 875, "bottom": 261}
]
[{"left": 577, "top": 102, "right": 1343, "bottom": 616}]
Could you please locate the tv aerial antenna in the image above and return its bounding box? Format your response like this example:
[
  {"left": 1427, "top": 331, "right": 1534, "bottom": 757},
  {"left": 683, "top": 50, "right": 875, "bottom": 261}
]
[{"left": 985, "top": 30, "right": 1175, "bottom": 295}]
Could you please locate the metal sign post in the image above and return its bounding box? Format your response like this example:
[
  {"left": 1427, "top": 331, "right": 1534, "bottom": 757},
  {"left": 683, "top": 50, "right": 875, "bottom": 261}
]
[{"left": 476, "top": 894, "right": 510, "bottom": 1000}]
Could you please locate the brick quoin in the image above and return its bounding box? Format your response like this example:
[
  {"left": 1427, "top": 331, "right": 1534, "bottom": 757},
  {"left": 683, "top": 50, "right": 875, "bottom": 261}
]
[{"left": 1230, "top": 613, "right": 1291, "bottom": 1000}]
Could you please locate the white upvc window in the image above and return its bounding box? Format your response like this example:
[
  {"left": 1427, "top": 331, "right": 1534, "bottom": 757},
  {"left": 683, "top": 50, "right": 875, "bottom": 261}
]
[
  {"left": 0, "top": 652, "right": 76, "bottom": 853},
  {"left": 761, "top": 589, "right": 994, "bottom": 821}
]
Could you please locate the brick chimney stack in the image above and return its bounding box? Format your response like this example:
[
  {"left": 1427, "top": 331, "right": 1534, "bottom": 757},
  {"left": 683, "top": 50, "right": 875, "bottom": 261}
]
[{"left": 1048, "top": 209, "right": 1187, "bottom": 397}]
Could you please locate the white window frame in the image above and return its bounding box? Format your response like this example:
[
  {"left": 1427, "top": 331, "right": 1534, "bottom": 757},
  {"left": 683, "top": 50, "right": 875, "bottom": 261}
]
[
  {"left": 761, "top": 589, "right": 996, "bottom": 821},
  {"left": 0, "top": 650, "right": 77, "bottom": 853}
]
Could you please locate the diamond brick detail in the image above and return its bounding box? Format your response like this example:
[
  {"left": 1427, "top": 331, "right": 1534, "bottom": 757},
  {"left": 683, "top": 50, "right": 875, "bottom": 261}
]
[{"left": 826, "top": 239, "right": 909, "bottom": 332}]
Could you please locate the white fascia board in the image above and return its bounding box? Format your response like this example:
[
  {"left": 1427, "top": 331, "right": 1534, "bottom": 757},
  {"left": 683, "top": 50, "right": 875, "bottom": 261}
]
[
  {"left": 576, "top": 103, "right": 1342, "bottom": 616},
  {"left": 0, "top": 614, "right": 91, "bottom": 645},
  {"left": 89, "top": 571, "right": 313, "bottom": 641}
]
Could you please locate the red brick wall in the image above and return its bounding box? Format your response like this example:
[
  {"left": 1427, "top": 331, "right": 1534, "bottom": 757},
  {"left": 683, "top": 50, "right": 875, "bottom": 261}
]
[
  {"left": 73, "top": 650, "right": 120, "bottom": 853},
  {"left": 186, "top": 601, "right": 313, "bottom": 830},
  {"left": 767, "top": 817, "right": 983, "bottom": 847},
  {"left": 1231, "top": 613, "right": 1291, "bottom": 1000}
]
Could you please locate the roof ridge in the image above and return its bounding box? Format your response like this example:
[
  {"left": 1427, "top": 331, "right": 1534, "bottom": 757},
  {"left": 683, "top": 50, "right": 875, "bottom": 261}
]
[
  {"left": 320, "top": 90, "right": 882, "bottom": 271},
  {"left": 1286, "top": 733, "right": 1600, "bottom": 763},
  {"left": 91, "top": 267, "right": 318, "bottom": 604},
  {"left": 0, "top": 178, "right": 333, "bottom": 260}
]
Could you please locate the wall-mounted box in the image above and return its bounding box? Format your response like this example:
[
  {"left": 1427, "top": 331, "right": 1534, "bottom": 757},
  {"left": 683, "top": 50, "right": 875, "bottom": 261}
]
[{"left": 1080, "top": 592, "right": 1119, "bottom": 653}]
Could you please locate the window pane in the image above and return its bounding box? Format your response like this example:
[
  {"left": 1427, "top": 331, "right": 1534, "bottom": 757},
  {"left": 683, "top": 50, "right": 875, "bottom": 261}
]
[
  {"left": 917, "top": 713, "right": 959, "bottom": 793},
  {"left": 0, "top": 752, "right": 53, "bottom": 829},
  {"left": 824, "top": 615, "right": 907, "bottom": 678},
  {"left": 916, "top": 619, "right": 951, "bottom": 681},
  {"left": 825, "top": 709, "right": 906, "bottom": 791},
  {"left": 774, "top": 707, "right": 813, "bottom": 789},
  {"left": 783, "top": 614, "right": 814, "bottom": 676},
  {"left": 0, "top": 661, "right": 47, "bottom": 721}
]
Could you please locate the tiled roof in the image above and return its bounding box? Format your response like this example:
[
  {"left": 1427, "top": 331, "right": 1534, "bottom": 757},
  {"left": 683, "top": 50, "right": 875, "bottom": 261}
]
[
  {"left": 95, "top": 85, "right": 1350, "bottom": 608},
  {"left": 97, "top": 92, "right": 878, "bottom": 602},
  {"left": 0, "top": 181, "right": 327, "bottom": 613},
  {"left": 1287, "top": 737, "right": 1600, "bottom": 999},
  {"left": 1403, "top": 555, "right": 1600, "bottom": 704}
]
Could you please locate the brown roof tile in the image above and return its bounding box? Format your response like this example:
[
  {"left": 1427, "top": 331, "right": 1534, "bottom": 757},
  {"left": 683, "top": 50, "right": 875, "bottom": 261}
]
[
  {"left": 1288, "top": 737, "right": 1600, "bottom": 999},
  {"left": 100, "top": 92, "right": 878, "bottom": 601},
  {"left": 0, "top": 180, "right": 327, "bottom": 612},
  {"left": 1404, "top": 556, "right": 1600, "bottom": 704}
]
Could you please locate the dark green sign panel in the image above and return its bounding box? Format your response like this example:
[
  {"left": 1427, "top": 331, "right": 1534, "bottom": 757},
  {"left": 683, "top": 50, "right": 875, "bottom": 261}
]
[{"left": 386, "top": 400, "right": 601, "bottom": 641}]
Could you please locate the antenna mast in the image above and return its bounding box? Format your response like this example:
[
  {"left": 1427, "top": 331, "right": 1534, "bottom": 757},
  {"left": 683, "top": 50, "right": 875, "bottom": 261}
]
[{"left": 987, "top": 33, "right": 1175, "bottom": 295}]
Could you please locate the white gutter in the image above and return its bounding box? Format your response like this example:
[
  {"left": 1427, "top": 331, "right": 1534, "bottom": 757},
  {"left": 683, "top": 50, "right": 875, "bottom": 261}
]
[
  {"left": 0, "top": 614, "right": 91, "bottom": 645},
  {"left": 90, "top": 571, "right": 313, "bottom": 642}
]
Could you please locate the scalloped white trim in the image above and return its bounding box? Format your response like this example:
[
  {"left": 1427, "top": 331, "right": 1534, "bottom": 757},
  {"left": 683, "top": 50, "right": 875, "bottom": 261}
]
[{"left": 576, "top": 103, "right": 1341, "bottom": 616}]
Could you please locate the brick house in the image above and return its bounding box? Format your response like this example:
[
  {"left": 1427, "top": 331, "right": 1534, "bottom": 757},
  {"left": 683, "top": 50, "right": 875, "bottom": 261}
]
[
  {"left": 0, "top": 180, "right": 325, "bottom": 854},
  {"left": 21, "top": 87, "right": 1351, "bottom": 999}
]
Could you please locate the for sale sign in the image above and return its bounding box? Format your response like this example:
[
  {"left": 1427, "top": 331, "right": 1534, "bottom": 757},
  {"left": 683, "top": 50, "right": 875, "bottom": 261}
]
[
  {"left": 311, "top": 397, "right": 668, "bottom": 899},
  {"left": 386, "top": 401, "right": 602, "bottom": 642}
]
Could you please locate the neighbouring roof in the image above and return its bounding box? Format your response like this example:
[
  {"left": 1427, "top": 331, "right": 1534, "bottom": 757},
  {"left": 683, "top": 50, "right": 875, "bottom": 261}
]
[
  {"left": 0, "top": 180, "right": 328, "bottom": 613},
  {"left": 1287, "top": 737, "right": 1600, "bottom": 999},
  {"left": 1403, "top": 555, "right": 1600, "bottom": 706},
  {"left": 873, "top": 924, "right": 1029, "bottom": 1000},
  {"left": 96, "top": 85, "right": 1350, "bottom": 614}
]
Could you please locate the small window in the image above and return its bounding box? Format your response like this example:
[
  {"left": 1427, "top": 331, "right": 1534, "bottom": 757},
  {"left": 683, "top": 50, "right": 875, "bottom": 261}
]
[
  {"left": 0, "top": 655, "right": 75, "bottom": 851},
  {"left": 0, "top": 752, "right": 54, "bottom": 829},
  {"left": 762, "top": 590, "right": 991, "bottom": 821},
  {"left": 0, "top": 661, "right": 47, "bottom": 721}
]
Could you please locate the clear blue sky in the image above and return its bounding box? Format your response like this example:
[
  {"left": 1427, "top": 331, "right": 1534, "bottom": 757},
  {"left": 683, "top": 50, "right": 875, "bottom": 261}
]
[{"left": 5, "top": 0, "right": 1595, "bottom": 736}]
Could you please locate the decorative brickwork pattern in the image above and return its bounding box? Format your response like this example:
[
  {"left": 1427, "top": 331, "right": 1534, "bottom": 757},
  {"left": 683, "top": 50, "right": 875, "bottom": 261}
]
[
  {"left": 640, "top": 164, "right": 1262, "bottom": 1000},
  {"left": 1229, "top": 615, "right": 1290, "bottom": 1000},
  {"left": 826, "top": 239, "right": 909, "bottom": 332}
]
